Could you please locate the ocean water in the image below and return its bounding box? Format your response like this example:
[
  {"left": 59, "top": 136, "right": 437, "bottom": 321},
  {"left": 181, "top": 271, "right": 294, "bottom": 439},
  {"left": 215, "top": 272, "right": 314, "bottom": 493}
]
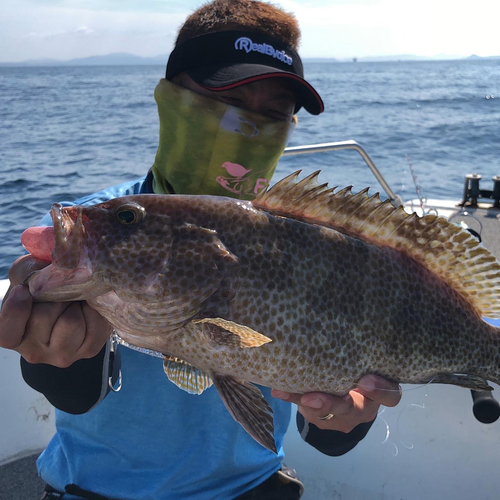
[{"left": 0, "top": 59, "right": 499, "bottom": 277}]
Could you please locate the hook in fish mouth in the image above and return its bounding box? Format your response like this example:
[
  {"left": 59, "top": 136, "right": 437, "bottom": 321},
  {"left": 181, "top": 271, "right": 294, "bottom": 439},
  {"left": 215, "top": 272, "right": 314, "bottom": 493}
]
[{"left": 50, "top": 203, "right": 85, "bottom": 270}]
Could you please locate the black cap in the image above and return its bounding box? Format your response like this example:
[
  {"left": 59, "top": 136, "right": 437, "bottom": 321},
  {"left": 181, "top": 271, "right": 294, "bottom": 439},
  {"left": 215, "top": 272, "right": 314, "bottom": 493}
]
[{"left": 166, "top": 30, "right": 324, "bottom": 115}]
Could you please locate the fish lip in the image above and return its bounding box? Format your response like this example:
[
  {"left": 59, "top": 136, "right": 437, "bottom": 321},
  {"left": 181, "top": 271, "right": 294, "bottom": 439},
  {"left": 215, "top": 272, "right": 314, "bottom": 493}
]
[
  {"left": 28, "top": 266, "right": 94, "bottom": 302},
  {"left": 28, "top": 204, "right": 97, "bottom": 301},
  {"left": 51, "top": 203, "right": 70, "bottom": 254},
  {"left": 50, "top": 203, "right": 84, "bottom": 269}
]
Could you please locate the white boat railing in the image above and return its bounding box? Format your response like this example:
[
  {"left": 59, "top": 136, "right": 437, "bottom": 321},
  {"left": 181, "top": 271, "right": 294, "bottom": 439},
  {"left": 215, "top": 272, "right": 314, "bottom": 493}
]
[{"left": 283, "top": 140, "right": 404, "bottom": 206}]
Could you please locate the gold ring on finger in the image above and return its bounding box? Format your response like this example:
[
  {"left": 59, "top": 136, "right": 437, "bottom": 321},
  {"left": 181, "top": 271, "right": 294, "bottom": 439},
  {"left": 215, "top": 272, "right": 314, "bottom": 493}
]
[{"left": 317, "top": 412, "right": 335, "bottom": 421}]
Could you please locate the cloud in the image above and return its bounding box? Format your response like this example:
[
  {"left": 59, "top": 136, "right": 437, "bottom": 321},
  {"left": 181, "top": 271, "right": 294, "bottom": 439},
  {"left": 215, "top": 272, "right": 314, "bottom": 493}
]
[
  {"left": 24, "top": 26, "right": 94, "bottom": 40},
  {"left": 76, "top": 26, "right": 94, "bottom": 36},
  {"left": 2, "top": 0, "right": 500, "bottom": 62},
  {"left": 20, "top": 0, "right": 196, "bottom": 14},
  {"left": 274, "top": 0, "right": 500, "bottom": 58},
  {"left": 1, "top": 2, "right": 189, "bottom": 61}
]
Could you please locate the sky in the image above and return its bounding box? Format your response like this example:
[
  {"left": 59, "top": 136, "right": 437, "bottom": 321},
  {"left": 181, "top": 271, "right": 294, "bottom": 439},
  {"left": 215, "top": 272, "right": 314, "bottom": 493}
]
[{"left": 1, "top": 0, "right": 500, "bottom": 62}]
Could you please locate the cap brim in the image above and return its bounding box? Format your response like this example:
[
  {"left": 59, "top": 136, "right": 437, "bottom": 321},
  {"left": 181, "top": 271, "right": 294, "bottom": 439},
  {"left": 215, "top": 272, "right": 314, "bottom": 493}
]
[{"left": 187, "top": 63, "right": 324, "bottom": 115}]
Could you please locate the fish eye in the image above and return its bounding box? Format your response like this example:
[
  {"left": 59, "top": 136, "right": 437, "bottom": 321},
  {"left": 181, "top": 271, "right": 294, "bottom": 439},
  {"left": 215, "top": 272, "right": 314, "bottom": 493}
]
[
  {"left": 115, "top": 203, "right": 145, "bottom": 225},
  {"left": 117, "top": 210, "right": 137, "bottom": 224}
]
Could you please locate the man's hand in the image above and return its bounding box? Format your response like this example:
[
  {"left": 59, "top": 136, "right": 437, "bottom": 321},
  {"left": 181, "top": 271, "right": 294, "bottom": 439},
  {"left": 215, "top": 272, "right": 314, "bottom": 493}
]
[
  {"left": 271, "top": 374, "right": 401, "bottom": 432},
  {"left": 0, "top": 255, "right": 111, "bottom": 368}
]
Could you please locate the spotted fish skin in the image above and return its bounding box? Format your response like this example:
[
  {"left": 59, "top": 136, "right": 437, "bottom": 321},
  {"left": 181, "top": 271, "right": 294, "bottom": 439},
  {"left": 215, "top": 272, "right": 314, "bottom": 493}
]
[{"left": 25, "top": 172, "right": 500, "bottom": 452}]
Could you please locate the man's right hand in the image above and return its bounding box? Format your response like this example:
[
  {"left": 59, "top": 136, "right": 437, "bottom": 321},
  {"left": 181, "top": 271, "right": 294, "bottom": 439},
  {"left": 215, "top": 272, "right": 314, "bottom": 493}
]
[{"left": 0, "top": 255, "right": 112, "bottom": 368}]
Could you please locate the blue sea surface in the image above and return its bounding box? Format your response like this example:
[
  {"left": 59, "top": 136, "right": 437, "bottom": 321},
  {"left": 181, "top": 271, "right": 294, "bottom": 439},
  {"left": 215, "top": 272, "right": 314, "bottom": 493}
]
[{"left": 0, "top": 60, "right": 499, "bottom": 276}]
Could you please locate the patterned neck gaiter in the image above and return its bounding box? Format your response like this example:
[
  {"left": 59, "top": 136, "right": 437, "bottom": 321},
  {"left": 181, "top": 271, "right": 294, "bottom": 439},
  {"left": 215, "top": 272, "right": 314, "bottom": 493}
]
[{"left": 151, "top": 79, "right": 296, "bottom": 200}]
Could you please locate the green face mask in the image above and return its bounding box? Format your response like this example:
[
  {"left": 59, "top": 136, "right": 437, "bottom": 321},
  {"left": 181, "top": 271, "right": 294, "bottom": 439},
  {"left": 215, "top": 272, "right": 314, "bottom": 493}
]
[{"left": 151, "top": 79, "right": 296, "bottom": 200}]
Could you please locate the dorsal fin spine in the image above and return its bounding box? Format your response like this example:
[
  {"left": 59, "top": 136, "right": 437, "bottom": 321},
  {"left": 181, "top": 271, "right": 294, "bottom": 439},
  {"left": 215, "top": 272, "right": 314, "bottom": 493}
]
[{"left": 253, "top": 170, "right": 500, "bottom": 318}]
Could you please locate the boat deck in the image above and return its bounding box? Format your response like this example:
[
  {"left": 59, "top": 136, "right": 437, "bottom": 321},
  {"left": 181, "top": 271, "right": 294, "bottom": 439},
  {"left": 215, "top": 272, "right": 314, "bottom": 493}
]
[
  {"left": 458, "top": 205, "right": 500, "bottom": 259},
  {"left": 0, "top": 453, "right": 45, "bottom": 500}
]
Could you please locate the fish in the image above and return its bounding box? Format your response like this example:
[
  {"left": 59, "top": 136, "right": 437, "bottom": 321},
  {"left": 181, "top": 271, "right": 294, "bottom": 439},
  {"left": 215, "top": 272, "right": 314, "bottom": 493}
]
[{"left": 22, "top": 171, "right": 500, "bottom": 453}]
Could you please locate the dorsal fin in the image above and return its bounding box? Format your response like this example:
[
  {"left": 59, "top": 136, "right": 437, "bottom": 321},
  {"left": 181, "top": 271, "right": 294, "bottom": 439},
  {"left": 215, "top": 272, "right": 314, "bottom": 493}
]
[{"left": 253, "top": 170, "right": 500, "bottom": 318}]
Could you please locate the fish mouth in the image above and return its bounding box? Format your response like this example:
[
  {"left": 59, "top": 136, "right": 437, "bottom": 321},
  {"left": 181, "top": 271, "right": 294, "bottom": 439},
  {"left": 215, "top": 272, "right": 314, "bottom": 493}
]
[{"left": 27, "top": 204, "right": 98, "bottom": 302}]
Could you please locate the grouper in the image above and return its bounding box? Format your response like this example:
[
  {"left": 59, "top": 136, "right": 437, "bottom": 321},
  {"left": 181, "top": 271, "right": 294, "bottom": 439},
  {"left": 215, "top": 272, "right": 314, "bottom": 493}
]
[{"left": 22, "top": 171, "right": 500, "bottom": 452}]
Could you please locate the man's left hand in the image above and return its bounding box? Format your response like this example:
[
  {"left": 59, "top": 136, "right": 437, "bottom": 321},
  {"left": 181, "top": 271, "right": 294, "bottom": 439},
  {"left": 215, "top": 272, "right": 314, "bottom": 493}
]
[{"left": 271, "top": 375, "right": 401, "bottom": 432}]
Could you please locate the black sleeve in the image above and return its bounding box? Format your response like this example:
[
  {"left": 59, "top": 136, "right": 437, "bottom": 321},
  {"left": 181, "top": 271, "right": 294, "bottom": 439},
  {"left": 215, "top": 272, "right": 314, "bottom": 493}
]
[
  {"left": 296, "top": 411, "right": 375, "bottom": 456},
  {"left": 20, "top": 339, "right": 121, "bottom": 414}
]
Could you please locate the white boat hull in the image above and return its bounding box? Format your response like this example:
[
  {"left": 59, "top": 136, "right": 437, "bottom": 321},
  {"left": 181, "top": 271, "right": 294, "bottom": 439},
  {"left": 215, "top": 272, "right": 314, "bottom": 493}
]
[{"left": 0, "top": 281, "right": 56, "bottom": 466}]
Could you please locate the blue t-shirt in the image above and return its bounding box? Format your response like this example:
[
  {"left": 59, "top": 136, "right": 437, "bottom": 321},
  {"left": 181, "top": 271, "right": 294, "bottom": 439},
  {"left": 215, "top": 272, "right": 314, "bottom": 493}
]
[{"left": 37, "top": 176, "right": 292, "bottom": 499}]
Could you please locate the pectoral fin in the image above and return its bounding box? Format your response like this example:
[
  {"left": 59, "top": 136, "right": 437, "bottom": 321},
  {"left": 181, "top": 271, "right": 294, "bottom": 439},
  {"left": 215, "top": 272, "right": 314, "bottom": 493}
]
[
  {"left": 212, "top": 375, "right": 277, "bottom": 453},
  {"left": 163, "top": 355, "right": 213, "bottom": 395},
  {"left": 193, "top": 318, "right": 272, "bottom": 348}
]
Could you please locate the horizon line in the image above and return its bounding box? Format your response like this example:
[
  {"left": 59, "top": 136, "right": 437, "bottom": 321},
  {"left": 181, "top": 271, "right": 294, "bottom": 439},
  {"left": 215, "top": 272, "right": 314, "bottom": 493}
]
[{"left": 1, "top": 51, "right": 498, "bottom": 66}]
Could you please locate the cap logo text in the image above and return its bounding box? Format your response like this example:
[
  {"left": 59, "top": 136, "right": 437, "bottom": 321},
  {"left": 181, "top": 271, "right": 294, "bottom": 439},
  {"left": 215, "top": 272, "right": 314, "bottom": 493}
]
[{"left": 234, "top": 37, "right": 293, "bottom": 66}]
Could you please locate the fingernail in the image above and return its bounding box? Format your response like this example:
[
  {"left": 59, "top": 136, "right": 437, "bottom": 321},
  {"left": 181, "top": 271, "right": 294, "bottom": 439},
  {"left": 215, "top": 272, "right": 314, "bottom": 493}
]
[
  {"left": 273, "top": 390, "right": 290, "bottom": 401},
  {"left": 302, "top": 397, "right": 323, "bottom": 410},
  {"left": 22, "top": 271, "right": 39, "bottom": 286},
  {"left": 359, "top": 377, "right": 375, "bottom": 392}
]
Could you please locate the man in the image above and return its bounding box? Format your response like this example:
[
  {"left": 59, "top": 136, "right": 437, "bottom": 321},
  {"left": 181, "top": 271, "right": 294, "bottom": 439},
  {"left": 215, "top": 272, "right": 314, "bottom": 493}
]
[{"left": 0, "top": 1, "right": 401, "bottom": 498}]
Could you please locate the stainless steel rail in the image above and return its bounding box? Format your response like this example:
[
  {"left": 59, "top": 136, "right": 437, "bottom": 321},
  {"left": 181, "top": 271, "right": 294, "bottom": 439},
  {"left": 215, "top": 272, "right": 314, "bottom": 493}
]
[{"left": 283, "top": 140, "right": 403, "bottom": 206}]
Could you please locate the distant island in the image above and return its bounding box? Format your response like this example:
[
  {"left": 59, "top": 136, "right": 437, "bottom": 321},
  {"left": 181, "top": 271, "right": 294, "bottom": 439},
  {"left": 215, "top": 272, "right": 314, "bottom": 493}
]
[
  {"left": 0, "top": 53, "right": 169, "bottom": 67},
  {"left": 1, "top": 52, "right": 499, "bottom": 67}
]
